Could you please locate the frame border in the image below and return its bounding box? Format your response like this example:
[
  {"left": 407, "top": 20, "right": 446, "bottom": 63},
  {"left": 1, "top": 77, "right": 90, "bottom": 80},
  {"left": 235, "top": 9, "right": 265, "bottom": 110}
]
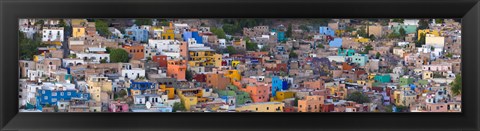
[{"left": 1, "top": 0, "right": 479, "bottom": 131}]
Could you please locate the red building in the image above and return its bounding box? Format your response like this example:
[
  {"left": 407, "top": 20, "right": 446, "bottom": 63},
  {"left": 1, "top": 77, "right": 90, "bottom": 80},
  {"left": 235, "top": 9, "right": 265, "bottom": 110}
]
[{"left": 152, "top": 55, "right": 168, "bottom": 67}]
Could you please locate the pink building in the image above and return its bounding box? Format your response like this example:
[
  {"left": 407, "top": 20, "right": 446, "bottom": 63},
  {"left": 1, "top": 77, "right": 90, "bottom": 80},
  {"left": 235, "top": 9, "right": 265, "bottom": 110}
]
[{"left": 109, "top": 101, "right": 129, "bottom": 112}]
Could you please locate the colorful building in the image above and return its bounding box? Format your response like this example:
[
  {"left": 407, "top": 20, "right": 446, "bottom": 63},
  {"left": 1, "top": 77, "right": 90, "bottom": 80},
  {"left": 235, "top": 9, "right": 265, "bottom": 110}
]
[
  {"left": 166, "top": 60, "right": 187, "bottom": 81},
  {"left": 125, "top": 24, "right": 149, "bottom": 42},
  {"left": 235, "top": 102, "right": 284, "bottom": 112},
  {"left": 374, "top": 74, "right": 391, "bottom": 83},
  {"left": 298, "top": 95, "right": 324, "bottom": 112},
  {"left": 272, "top": 76, "right": 288, "bottom": 97},
  {"left": 329, "top": 38, "right": 343, "bottom": 48}
]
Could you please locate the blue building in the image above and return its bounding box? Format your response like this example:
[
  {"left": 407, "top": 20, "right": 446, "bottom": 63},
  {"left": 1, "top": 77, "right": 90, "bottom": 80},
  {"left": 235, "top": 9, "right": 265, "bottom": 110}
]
[
  {"left": 348, "top": 54, "right": 368, "bottom": 66},
  {"left": 277, "top": 31, "right": 286, "bottom": 42},
  {"left": 192, "top": 31, "right": 203, "bottom": 44},
  {"left": 125, "top": 24, "right": 149, "bottom": 43},
  {"left": 338, "top": 48, "right": 356, "bottom": 56},
  {"left": 272, "top": 76, "right": 288, "bottom": 97},
  {"left": 329, "top": 38, "right": 343, "bottom": 48},
  {"left": 319, "top": 26, "right": 335, "bottom": 36},
  {"left": 182, "top": 31, "right": 192, "bottom": 42},
  {"left": 129, "top": 80, "right": 157, "bottom": 96},
  {"left": 35, "top": 89, "right": 90, "bottom": 109}
]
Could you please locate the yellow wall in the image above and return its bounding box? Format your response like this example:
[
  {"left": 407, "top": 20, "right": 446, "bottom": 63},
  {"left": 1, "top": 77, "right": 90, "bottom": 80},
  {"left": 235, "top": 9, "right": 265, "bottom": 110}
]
[
  {"left": 418, "top": 29, "right": 440, "bottom": 40},
  {"left": 162, "top": 29, "right": 174, "bottom": 40},
  {"left": 272, "top": 91, "right": 295, "bottom": 102},
  {"left": 232, "top": 60, "right": 240, "bottom": 67},
  {"left": 423, "top": 71, "right": 433, "bottom": 79},
  {"left": 224, "top": 70, "right": 241, "bottom": 82},
  {"left": 72, "top": 27, "right": 86, "bottom": 37},
  {"left": 235, "top": 102, "right": 285, "bottom": 112},
  {"left": 355, "top": 37, "right": 370, "bottom": 43}
]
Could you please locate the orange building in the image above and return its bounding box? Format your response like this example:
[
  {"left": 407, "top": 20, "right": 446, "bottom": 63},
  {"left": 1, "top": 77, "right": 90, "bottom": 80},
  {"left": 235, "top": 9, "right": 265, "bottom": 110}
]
[
  {"left": 167, "top": 60, "right": 187, "bottom": 81},
  {"left": 123, "top": 44, "right": 145, "bottom": 60},
  {"left": 206, "top": 72, "right": 230, "bottom": 89},
  {"left": 298, "top": 95, "right": 324, "bottom": 112},
  {"left": 304, "top": 79, "right": 325, "bottom": 90},
  {"left": 241, "top": 84, "right": 271, "bottom": 103},
  {"left": 180, "top": 41, "right": 188, "bottom": 59}
]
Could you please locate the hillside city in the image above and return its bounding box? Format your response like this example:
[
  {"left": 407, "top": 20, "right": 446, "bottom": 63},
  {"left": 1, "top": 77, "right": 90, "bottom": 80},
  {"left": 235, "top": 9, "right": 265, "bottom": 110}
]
[{"left": 18, "top": 18, "right": 462, "bottom": 112}]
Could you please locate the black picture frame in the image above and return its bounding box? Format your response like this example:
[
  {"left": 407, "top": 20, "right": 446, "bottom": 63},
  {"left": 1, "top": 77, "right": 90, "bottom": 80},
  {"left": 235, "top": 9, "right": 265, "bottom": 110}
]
[{"left": 1, "top": 0, "right": 479, "bottom": 131}]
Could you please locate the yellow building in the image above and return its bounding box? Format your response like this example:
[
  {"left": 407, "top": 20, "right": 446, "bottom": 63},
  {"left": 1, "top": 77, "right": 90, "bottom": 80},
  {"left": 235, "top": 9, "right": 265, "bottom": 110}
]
[
  {"left": 335, "top": 30, "right": 344, "bottom": 36},
  {"left": 86, "top": 76, "right": 113, "bottom": 102},
  {"left": 368, "top": 73, "right": 376, "bottom": 80},
  {"left": 177, "top": 88, "right": 203, "bottom": 111},
  {"left": 224, "top": 70, "right": 241, "bottom": 82},
  {"left": 235, "top": 102, "right": 285, "bottom": 112},
  {"left": 418, "top": 29, "right": 440, "bottom": 40},
  {"left": 159, "top": 85, "right": 175, "bottom": 99},
  {"left": 232, "top": 60, "right": 240, "bottom": 67},
  {"left": 423, "top": 71, "right": 433, "bottom": 79},
  {"left": 71, "top": 19, "right": 87, "bottom": 37},
  {"left": 72, "top": 27, "right": 86, "bottom": 37},
  {"left": 188, "top": 49, "right": 222, "bottom": 67},
  {"left": 271, "top": 91, "right": 295, "bottom": 102},
  {"left": 354, "top": 37, "right": 370, "bottom": 43},
  {"left": 162, "top": 29, "right": 174, "bottom": 40}
]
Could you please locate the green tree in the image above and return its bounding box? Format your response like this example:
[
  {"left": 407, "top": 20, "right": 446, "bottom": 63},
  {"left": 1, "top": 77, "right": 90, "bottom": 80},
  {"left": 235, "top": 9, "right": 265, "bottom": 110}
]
[
  {"left": 375, "top": 52, "right": 381, "bottom": 59},
  {"left": 100, "top": 58, "right": 108, "bottom": 63},
  {"left": 246, "top": 39, "right": 258, "bottom": 51},
  {"left": 260, "top": 45, "right": 269, "bottom": 51},
  {"left": 68, "top": 54, "right": 77, "bottom": 58},
  {"left": 416, "top": 32, "right": 426, "bottom": 47},
  {"left": 109, "top": 48, "right": 129, "bottom": 63},
  {"left": 347, "top": 91, "right": 371, "bottom": 104},
  {"left": 293, "top": 97, "right": 299, "bottom": 106},
  {"left": 369, "top": 34, "right": 376, "bottom": 41},
  {"left": 387, "top": 32, "right": 401, "bottom": 39},
  {"left": 222, "top": 24, "right": 238, "bottom": 35},
  {"left": 172, "top": 101, "right": 186, "bottom": 112},
  {"left": 418, "top": 19, "right": 429, "bottom": 30},
  {"left": 450, "top": 74, "right": 462, "bottom": 96},
  {"left": 186, "top": 70, "right": 193, "bottom": 81},
  {"left": 118, "top": 89, "right": 128, "bottom": 98},
  {"left": 445, "top": 53, "right": 453, "bottom": 58},
  {"left": 286, "top": 23, "right": 293, "bottom": 38},
  {"left": 361, "top": 44, "right": 373, "bottom": 54},
  {"left": 134, "top": 18, "right": 153, "bottom": 26},
  {"left": 211, "top": 27, "right": 226, "bottom": 39},
  {"left": 226, "top": 46, "right": 237, "bottom": 54},
  {"left": 58, "top": 19, "right": 67, "bottom": 27},
  {"left": 391, "top": 19, "right": 404, "bottom": 23},
  {"left": 19, "top": 31, "right": 45, "bottom": 60},
  {"left": 95, "top": 19, "right": 111, "bottom": 37},
  {"left": 435, "top": 19, "right": 444, "bottom": 24},
  {"left": 317, "top": 44, "right": 325, "bottom": 49},
  {"left": 357, "top": 26, "right": 368, "bottom": 38},
  {"left": 289, "top": 51, "right": 298, "bottom": 58},
  {"left": 399, "top": 27, "right": 406, "bottom": 38}
]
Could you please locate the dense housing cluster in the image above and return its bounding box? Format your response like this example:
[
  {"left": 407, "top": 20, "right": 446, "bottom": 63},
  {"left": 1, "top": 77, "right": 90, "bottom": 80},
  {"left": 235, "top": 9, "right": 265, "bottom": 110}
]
[{"left": 18, "top": 18, "right": 462, "bottom": 112}]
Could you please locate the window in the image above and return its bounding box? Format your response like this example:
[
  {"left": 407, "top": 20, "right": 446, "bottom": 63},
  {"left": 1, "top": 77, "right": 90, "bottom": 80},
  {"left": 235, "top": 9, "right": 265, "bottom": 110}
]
[
  {"left": 60, "top": 92, "right": 64, "bottom": 96},
  {"left": 44, "top": 96, "right": 48, "bottom": 100},
  {"left": 67, "top": 92, "right": 71, "bottom": 96}
]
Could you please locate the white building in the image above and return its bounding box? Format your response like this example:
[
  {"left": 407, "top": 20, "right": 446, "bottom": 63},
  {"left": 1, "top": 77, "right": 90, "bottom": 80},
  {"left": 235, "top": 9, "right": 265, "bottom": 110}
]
[
  {"left": 76, "top": 53, "right": 110, "bottom": 63},
  {"left": 425, "top": 34, "right": 445, "bottom": 48},
  {"left": 148, "top": 39, "right": 181, "bottom": 53},
  {"left": 42, "top": 27, "right": 64, "bottom": 42},
  {"left": 62, "top": 59, "right": 85, "bottom": 68},
  {"left": 121, "top": 68, "right": 146, "bottom": 80},
  {"left": 219, "top": 39, "right": 226, "bottom": 48}
]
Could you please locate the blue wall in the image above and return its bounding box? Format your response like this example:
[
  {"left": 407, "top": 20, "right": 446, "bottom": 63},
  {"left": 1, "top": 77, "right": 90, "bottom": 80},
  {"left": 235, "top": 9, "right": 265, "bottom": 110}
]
[
  {"left": 272, "top": 76, "right": 288, "bottom": 97},
  {"left": 36, "top": 89, "right": 90, "bottom": 108},
  {"left": 319, "top": 26, "right": 335, "bottom": 36},
  {"left": 183, "top": 31, "right": 192, "bottom": 42},
  {"left": 329, "top": 38, "right": 343, "bottom": 48},
  {"left": 125, "top": 24, "right": 149, "bottom": 43},
  {"left": 192, "top": 31, "right": 203, "bottom": 44}
]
